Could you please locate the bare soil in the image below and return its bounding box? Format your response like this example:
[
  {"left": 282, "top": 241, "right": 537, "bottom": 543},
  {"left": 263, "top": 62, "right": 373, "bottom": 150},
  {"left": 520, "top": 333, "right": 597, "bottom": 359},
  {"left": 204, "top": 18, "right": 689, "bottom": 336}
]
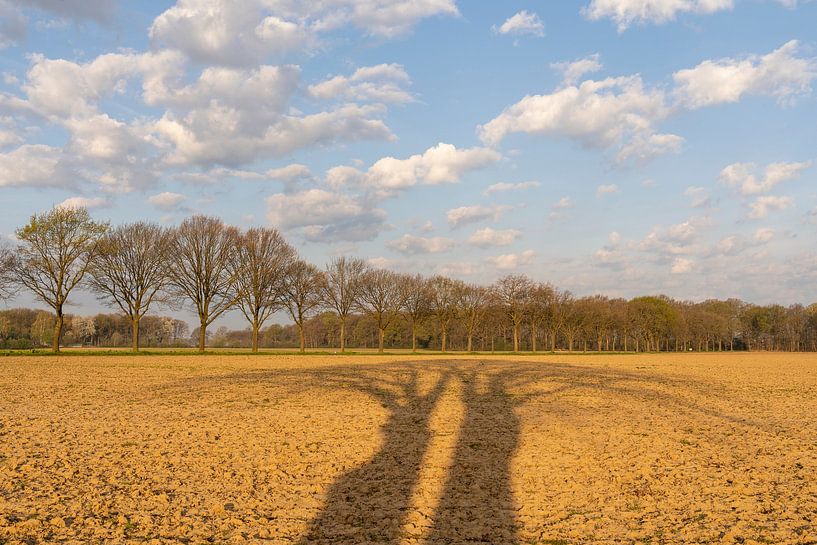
[{"left": 1, "top": 353, "right": 816, "bottom": 544}]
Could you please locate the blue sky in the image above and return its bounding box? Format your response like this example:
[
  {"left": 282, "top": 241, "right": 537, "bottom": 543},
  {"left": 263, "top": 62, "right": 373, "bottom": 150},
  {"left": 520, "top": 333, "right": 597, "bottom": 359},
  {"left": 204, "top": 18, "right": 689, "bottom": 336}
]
[{"left": 0, "top": 0, "right": 816, "bottom": 325}]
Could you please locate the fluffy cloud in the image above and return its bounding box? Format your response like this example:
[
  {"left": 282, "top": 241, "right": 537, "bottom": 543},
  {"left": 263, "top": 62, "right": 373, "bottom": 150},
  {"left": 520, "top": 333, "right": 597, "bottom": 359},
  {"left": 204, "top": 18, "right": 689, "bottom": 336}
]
[
  {"left": 148, "top": 192, "right": 186, "bottom": 211},
  {"left": 308, "top": 64, "right": 414, "bottom": 104},
  {"left": 479, "top": 75, "right": 680, "bottom": 164},
  {"left": 492, "top": 10, "right": 544, "bottom": 37},
  {"left": 488, "top": 250, "right": 535, "bottom": 270},
  {"left": 468, "top": 227, "right": 521, "bottom": 247},
  {"left": 582, "top": 0, "right": 733, "bottom": 32},
  {"left": 754, "top": 228, "right": 775, "bottom": 242},
  {"left": 671, "top": 257, "right": 695, "bottom": 274},
  {"left": 596, "top": 183, "right": 620, "bottom": 197},
  {"left": 684, "top": 186, "right": 711, "bottom": 208},
  {"left": 0, "top": 144, "right": 68, "bottom": 187},
  {"left": 551, "top": 54, "right": 602, "bottom": 86},
  {"left": 149, "top": 0, "right": 458, "bottom": 66},
  {"left": 673, "top": 41, "right": 817, "bottom": 109},
  {"left": 266, "top": 164, "right": 311, "bottom": 182},
  {"left": 719, "top": 160, "right": 811, "bottom": 195},
  {"left": 266, "top": 189, "right": 387, "bottom": 242},
  {"left": 748, "top": 195, "right": 793, "bottom": 219},
  {"left": 362, "top": 143, "right": 500, "bottom": 193},
  {"left": 482, "top": 180, "right": 540, "bottom": 195},
  {"left": 386, "top": 234, "right": 454, "bottom": 255},
  {"left": 447, "top": 204, "right": 510, "bottom": 228},
  {"left": 58, "top": 196, "right": 109, "bottom": 209}
]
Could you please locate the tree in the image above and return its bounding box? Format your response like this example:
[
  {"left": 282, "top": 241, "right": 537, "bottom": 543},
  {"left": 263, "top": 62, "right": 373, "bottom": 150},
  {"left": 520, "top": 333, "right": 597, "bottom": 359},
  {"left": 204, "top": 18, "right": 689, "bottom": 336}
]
[
  {"left": 526, "top": 283, "right": 555, "bottom": 352},
  {"left": 400, "top": 273, "right": 432, "bottom": 353},
  {"left": 166, "top": 216, "right": 240, "bottom": 352},
  {"left": 356, "top": 268, "right": 405, "bottom": 353},
  {"left": 493, "top": 274, "right": 533, "bottom": 352},
  {"left": 14, "top": 207, "right": 108, "bottom": 352},
  {"left": 232, "top": 227, "right": 295, "bottom": 352},
  {"left": 429, "top": 275, "right": 464, "bottom": 352},
  {"left": 322, "top": 256, "right": 366, "bottom": 353},
  {"left": 282, "top": 260, "right": 324, "bottom": 353},
  {"left": 460, "top": 283, "right": 490, "bottom": 352},
  {"left": 87, "top": 222, "right": 171, "bottom": 351},
  {"left": 0, "top": 244, "right": 17, "bottom": 301}
]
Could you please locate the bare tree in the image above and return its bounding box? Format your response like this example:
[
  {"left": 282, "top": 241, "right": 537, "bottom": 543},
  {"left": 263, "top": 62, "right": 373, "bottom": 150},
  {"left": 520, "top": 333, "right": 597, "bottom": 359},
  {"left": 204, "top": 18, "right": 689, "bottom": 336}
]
[
  {"left": 460, "top": 283, "right": 490, "bottom": 352},
  {"left": 400, "top": 273, "right": 432, "bottom": 353},
  {"left": 356, "top": 268, "right": 405, "bottom": 353},
  {"left": 526, "top": 283, "right": 555, "bottom": 352},
  {"left": 322, "top": 256, "right": 366, "bottom": 352},
  {"left": 87, "top": 222, "right": 171, "bottom": 351},
  {"left": 232, "top": 227, "right": 295, "bottom": 353},
  {"left": 166, "top": 216, "right": 240, "bottom": 352},
  {"left": 429, "top": 275, "right": 464, "bottom": 352},
  {"left": 0, "top": 244, "right": 17, "bottom": 301},
  {"left": 493, "top": 274, "right": 533, "bottom": 352},
  {"left": 282, "top": 260, "right": 324, "bottom": 353},
  {"left": 14, "top": 207, "right": 108, "bottom": 352}
]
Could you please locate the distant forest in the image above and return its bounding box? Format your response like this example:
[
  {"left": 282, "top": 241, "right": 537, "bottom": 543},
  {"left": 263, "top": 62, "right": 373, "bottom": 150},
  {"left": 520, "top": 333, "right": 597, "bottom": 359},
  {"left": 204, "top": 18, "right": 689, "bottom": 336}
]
[
  {"left": 2, "top": 207, "right": 816, "bottom": 353},
  {"left": 2, "top": 297, "right": 816, "bottom": 352}
]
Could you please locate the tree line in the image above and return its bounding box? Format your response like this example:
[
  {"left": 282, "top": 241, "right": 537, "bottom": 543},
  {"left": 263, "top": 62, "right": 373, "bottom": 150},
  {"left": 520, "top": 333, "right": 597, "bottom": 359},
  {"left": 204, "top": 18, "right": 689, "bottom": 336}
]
[{"left": 1, "top": 206, "right": 816, "bottom": 353}]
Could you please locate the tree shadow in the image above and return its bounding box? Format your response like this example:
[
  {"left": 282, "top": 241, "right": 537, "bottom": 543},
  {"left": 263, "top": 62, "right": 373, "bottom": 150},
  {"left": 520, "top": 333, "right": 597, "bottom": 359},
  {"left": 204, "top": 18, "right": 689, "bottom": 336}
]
[
  {"left": 424, "top": 368, "right": 521, "bottom": 544},
  {"left": 295, "top": 366, "right": 450, "bottom": 544},
  {"left": 156, "top": 358, "right": 789, "bottom": 544}
]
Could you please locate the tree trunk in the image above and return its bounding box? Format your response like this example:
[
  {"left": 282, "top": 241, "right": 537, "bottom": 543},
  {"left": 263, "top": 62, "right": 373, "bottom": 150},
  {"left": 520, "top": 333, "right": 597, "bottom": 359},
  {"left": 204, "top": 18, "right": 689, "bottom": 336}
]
[
  {"left": 441, "top": 329, "right": 447, "bottom": 353},
  {"left": 378, "top": 328, "right": 385, "bottom": 353},
  {"left": 132, "top": 315, "right": 141, "bottom": 352},
  {"left": 467, "top": 333, "right": 473, "bottom": 352},
  {"left": 52, "top": 310, "right": 63, "bottom": 353},
  {"left": 550, "top": 332, "right": 556, "bottom": 352},
  {"left": 513, "top": 324, "right": 519, "bottom": 352},
  {"left": 198, "top": 322, "right": 207, "bottom": 352},
  {"left": 411, "top": 321, "right": 417, "bottom": 353},
  {"left": 339, "top": 319, "right": 346, "bottom": 353},
  {"left": 251, "top": 317, "right": 260, "bottom": 353},
  {"left": 298, "top": 323, "right": 305, "bottom": 353},
  {"left": 531, "top": 327, "right": 537, "bottom": 352}
]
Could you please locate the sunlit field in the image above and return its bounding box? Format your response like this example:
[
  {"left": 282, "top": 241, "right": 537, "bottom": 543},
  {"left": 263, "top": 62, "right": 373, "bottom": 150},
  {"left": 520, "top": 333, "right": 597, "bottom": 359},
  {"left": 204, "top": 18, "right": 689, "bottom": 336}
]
[{"left": 1, "top": 353, "right": 816, "bottom": 544}]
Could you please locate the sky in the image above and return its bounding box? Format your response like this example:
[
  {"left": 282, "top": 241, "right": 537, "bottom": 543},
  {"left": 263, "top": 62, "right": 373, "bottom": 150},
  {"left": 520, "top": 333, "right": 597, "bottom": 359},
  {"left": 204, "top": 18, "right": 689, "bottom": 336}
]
[{"left": 0, "top": 0, "right": 816, "bottom": 327}]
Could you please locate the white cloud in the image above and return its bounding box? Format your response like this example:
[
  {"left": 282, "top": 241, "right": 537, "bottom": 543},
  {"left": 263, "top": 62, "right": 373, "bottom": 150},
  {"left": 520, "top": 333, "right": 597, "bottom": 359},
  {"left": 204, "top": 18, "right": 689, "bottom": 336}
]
[
  {"left": 596, "top": 183, "right": 620, "bottom": 197},
  {"left": 488, "top": 250, "right": 535, "bottom": 270},
  {"left": 748, "top": 195, "right": 793, "bottom": 219},
  {"left": 468, "top": 227, "right": 521, "bottom": 247},
  {"left": 671, "top": 257, "right": 695, "bottom": 274},
  {"left": 266, "top": 164, "right": 311, "bottom": 182},
  {"left": 308, "top": 64, "right": 414, "bottom": 104},
  {"left": 266, "top": 189, "right": 387, "bottom": 242},
  {"left": 386, "top": 234, "right": 454, "bottom": 255},
  {"left": 148, "top": 191, "right": 186, "bottom": 211},
  {"left": 492, "top": 10, "right": 544, "bottom": 37},
  {"left": 364, "top": 142, "right": 501, "bottom": 193},
  {"left": 479, "top": 75, "right": 680, "bottom": 164},
  {"left": 684, "top": 186, "right": 711, "bottom": 208},
  {"left": 0, "top": 144, "right": 67, "bottom": 187},
  {"left": 719, "top": 160, "right": 811, "bottom": 195},
  {"left": 149, "top": 0, "right": 458, "bottom": 66},
  {"left": 57, "top": 196, "right": 109, "bottom": 209},
  {"left": 482, "top": 180, "right": 540, "bottom": 195},
  {"left": 673, "top": 41, "right": 817, "bottom": 109},
  {"left": 552, "top": 196, "right": 573, "bottom": 209},
  {"left": 754, "top": 228, "right": 775, "bottom": 242},
  {"left": 582, "top": 0, "right": 733, "bottom": 32},
  {"left": 551, "top": 54, "right": 602, "bottom": 86},
  {"left": 447, "top": 204, "right": 511, "bottom": 228}
]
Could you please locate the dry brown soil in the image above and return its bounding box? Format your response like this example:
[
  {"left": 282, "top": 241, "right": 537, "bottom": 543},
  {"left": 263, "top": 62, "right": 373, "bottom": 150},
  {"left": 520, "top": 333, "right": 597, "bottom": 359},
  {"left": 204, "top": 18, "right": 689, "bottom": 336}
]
[{"left": 1, "top": 353, "right": 816, "bottom": 544}]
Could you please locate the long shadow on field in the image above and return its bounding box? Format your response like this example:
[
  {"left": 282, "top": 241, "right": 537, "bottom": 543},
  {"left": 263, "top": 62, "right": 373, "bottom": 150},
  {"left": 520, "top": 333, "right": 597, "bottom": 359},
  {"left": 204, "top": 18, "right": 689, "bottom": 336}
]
[
  {"left": 295, "top": 367, "right": 450, "bottom": 544},
  {"left": 424, "top": 369, "right": 522, "bottom": 545}
]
